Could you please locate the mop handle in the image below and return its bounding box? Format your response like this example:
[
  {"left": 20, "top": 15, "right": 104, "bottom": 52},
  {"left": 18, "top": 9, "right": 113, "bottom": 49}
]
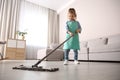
[{"left": 32, "top": 35, "right": 73, "bottom": 67}]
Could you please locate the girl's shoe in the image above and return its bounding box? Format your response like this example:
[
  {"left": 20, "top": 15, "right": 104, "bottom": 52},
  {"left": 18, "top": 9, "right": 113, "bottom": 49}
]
[
  {"left": 74, "top": 60, "right": 80, "bottom": 64},
  {"left": 63, "top": 60, "right": 68, "bottom": 65}
]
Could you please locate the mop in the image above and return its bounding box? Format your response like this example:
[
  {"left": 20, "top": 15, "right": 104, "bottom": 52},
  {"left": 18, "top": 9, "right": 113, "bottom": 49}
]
[{"left": 12, "top": 36, "right": 73, "bottom": 72}]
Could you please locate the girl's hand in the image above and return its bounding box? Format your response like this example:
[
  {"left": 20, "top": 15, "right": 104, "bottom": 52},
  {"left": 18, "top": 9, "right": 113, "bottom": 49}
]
[
  {"left": 68, "top": 31, "right": 74, "bottom": 36},
  {"left": 69, "top": 32, "right": 74, "bottom": 36},
  {"left": 76, "top": 29, "right": 81, "bottom": 33}
]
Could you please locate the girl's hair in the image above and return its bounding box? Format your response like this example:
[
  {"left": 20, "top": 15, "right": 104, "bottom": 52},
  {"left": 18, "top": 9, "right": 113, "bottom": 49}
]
[{"left": 68, "top": 8, "right": 77, "bottom": 17}]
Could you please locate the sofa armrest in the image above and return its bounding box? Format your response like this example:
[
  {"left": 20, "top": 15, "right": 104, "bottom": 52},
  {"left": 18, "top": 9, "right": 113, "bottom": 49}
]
[{"left": 46, "top": 49, "right": 64, "bottom": 61}]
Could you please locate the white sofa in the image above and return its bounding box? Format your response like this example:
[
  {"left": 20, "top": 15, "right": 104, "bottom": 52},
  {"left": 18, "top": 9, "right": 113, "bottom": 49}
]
[
  {"left": 37, "top": 42, "right": 89, "bottom": 61},
  {"left": 69, "top": 34, "right": 120, "bottom": 62},
  {"left": 37, "top": 34, "right": 120, "bottom": 61},
  {"left": 88, "top": 34, "right": 120, "bottom": 61}
]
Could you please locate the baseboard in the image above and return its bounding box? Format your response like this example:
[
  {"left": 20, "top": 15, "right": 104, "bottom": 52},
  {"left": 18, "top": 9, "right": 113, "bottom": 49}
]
[{"left": 69, "top": 60, "right": 120, "bottom": 63}]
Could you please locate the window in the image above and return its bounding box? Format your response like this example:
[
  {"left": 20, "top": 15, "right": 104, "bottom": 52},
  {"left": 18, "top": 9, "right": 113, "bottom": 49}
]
[
  {"left": 18, "top": 1, "right": 48, "bottom": 47},
  {"left": 18, "top": 1, "right": 48, "bottom": 59}
]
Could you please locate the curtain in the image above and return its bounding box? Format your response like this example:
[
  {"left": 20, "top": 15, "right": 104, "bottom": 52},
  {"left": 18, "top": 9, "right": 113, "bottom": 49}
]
[
  {"left": 48, "top": 9, "right": 59, "bottom": 46},
  {"left": 0, "top": 0, "right": 59, "bottom": 59},
  {"left": 18, "top": 0, "right": 48, "bottom": 59},
  {"left": 0, "top": 0, "right": 21, "bottom": 41}
]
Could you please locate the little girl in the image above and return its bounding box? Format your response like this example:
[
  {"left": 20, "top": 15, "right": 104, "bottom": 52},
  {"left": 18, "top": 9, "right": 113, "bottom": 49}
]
[{"left": 63, "top": 8, "right": 82, "bottom": 65}]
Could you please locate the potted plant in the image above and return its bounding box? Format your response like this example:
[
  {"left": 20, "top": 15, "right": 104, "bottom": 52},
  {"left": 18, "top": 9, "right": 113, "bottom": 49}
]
[{"left": 16, "top": 31, "right": 27, "bottom": 40}]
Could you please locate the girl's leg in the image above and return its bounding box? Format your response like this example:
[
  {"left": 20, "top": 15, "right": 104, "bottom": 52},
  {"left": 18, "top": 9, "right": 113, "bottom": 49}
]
[
  {"left": 73, "top": 49, "right": 78, "bottom": 60},
  {"left": 73, "top": 49, "right": 80, "bottom": 64},
  {"left": 64, "top": 49, "right": 70, "bottom": 60},
  {"left": 64, "top": 49, "right": 70, "bottom": 65}
]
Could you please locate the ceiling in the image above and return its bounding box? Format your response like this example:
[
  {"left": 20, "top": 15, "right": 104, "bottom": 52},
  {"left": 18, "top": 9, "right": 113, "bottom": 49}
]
[{"left": 26, "top": 0, "right": 75, "bottom": 13}]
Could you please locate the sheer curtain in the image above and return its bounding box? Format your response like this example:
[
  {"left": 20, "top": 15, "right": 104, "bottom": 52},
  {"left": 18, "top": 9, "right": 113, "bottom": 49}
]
[
  {"left": 18, "top": 0, "right": 48, "bottom": 59},
  {"left": 0, "top": 0, "right": 21, "bottom": 58},
  {"left": 0, "top": 0, "right": 21, "bottom": 40},
  {"left": 48, "top": 9, "right": 59, "bottom": 46}
]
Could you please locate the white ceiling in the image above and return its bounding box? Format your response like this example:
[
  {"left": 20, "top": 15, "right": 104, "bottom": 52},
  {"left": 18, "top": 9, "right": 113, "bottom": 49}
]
[{"left": 26, "top": 0, "right": 75, "bottom": 13}]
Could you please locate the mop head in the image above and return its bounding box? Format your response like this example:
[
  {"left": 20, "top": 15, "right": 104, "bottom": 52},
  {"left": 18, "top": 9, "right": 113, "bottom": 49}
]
[{"left": 12, "top": 65, "right": 59, "bottom": 72}]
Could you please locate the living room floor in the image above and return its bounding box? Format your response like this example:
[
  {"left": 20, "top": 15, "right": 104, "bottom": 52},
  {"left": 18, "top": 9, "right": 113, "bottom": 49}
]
[{"left": 0, "top": 60, "right": 120, "bottom": 80}]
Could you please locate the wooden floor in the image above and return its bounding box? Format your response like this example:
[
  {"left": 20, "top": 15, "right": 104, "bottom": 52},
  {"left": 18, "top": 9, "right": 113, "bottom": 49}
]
[{"left": 0, "top": 60, "right": 120, "bottom": 80}]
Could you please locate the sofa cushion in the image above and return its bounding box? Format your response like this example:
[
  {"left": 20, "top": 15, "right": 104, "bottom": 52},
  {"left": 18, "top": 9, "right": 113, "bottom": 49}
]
[
  {"left": 89, "top": 43, "right": 120, "bottom": 53},
  {"left": 37, "top": 48, "right": 64, "bottom": 61},
  {"left": 80, "top": 48, "right": 88, "bottom": 54},
  {"left": 50, "top": 43, "right": 59, "bottom": 49},
  {"left": 46, "top": 49, "right": 64, "bottom": 61},
  {"left": 80, "top": 41, "right": 87, "bottom": 48},
  {"left": 88, "top": 38, "right": 108, "bottom": 48},
  {"left": 108, "top": 34, "right": 120, "bottom": 45}
]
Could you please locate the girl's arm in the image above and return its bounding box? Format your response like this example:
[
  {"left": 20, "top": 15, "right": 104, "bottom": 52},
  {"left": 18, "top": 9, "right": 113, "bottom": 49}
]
[
  {"left": 66, "top": 22, "right": 73, "bottom": 36},
  {"left": 76, "top": 21, "right": 82, "bottom": 33}
]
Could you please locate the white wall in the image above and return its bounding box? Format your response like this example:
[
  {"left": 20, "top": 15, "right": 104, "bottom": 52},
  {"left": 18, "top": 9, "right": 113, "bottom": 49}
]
[{"left": 59, "top": 0, "right": 120, "bottom": 43}]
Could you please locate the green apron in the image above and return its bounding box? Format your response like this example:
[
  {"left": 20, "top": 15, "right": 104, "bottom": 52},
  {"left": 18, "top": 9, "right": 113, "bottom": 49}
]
[{"left": 63, "top": 21, "right": 80, "bottom": 50}]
